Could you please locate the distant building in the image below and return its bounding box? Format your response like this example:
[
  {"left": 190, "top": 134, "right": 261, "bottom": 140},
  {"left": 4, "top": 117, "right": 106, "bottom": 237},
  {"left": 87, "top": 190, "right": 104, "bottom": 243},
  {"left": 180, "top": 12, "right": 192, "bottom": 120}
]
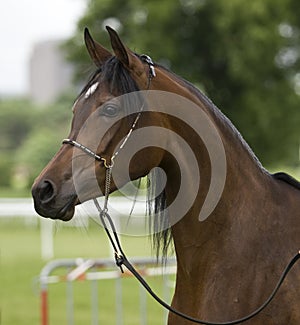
[{"left": 29, "top": 40, "right": 74, "bottom": 105}]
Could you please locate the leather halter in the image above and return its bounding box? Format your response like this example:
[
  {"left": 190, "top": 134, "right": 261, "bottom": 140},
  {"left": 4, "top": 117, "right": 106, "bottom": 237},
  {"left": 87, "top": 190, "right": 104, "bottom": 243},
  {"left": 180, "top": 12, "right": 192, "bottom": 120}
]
[{"left": 62, "top": 54, "right": 155, "bottom": 168}]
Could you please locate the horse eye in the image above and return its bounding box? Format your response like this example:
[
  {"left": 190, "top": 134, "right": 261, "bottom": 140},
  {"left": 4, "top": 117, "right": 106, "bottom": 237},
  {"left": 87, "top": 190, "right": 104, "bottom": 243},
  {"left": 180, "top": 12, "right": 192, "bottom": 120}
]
[{"left": 102, "top": 104, "right": 119, "bottom": 117}]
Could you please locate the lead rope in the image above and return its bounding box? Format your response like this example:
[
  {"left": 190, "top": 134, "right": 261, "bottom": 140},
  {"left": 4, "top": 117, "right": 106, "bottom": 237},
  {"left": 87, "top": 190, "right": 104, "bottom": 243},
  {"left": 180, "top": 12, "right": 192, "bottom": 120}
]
[
  {"left": 93, "top": 166, "right": 125, "bottom": 273},
  {"left": 93, "top": 165, "right": 300, "bottom": 325}
]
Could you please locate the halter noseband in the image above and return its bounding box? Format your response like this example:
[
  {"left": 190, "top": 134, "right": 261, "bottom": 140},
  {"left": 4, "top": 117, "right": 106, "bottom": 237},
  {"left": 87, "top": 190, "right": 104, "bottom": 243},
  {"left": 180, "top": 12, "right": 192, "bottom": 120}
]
[{"left": 62, "top": 54, "right": 155, "bottom": 168}]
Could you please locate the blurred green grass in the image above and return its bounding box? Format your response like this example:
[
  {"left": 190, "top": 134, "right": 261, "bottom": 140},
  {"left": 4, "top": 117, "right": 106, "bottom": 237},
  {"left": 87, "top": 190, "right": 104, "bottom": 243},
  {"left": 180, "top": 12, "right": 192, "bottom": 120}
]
[{"left": 0, "top": 217, "right": 175, "bottom": 325}]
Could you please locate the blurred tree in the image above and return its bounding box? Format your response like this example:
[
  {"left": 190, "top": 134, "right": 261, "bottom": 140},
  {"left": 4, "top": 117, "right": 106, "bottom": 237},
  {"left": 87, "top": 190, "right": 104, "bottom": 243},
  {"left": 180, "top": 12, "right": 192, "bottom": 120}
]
[
  {"left": 0, "top": 154, "right": 13, "bottom": 187},
  {"left": 0, "top": 99, "right": 36, "bottom": 151},
  {"left": 14, "top": 95, "right": 72, "bottom": 188},
  {"left": 0, "top": 99, "right": 37, "bottom": 189},
  {"left": 65, "top": 0, "right": 300, "bottom": 167},
  {"left": 15, "top": 128, "right": 62, "bottom": 187},
  {"left": 0, "top": 96, "right": 72, "bottom": 189}
]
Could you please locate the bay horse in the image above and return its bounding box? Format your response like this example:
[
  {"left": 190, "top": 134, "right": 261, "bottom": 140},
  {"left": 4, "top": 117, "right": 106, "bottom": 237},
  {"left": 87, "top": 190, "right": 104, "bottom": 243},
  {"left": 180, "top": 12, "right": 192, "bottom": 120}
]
[{"left": 32, "top": 26, "right": 300, "bottom": 324}]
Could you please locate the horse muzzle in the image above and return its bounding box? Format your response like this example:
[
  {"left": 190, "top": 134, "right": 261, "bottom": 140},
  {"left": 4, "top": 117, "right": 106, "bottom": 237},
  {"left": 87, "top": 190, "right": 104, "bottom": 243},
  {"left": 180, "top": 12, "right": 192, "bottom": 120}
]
[{"left": 31, "top": 178, "right": 77, "bottom": 221}]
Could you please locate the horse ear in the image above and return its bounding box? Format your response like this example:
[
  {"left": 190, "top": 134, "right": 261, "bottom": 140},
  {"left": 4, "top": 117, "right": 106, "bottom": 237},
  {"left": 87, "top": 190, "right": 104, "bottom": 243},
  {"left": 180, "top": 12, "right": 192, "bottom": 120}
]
[
  {"left": 84, "top": 28, "right": 112, "bottom": 67},
  {"left": 106, "top": 26, "right": 144, "bottom": 74}
]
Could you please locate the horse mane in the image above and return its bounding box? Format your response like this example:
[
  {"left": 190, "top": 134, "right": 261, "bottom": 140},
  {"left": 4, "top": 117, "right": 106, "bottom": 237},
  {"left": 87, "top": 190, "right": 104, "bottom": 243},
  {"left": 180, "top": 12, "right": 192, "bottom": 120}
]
[
  {"left": 273, "top": 172, "right": 300, "bottom": 190},
  {"left": 77, "top": 56, "right": 140, "bottom": 102},
  {"left": 147, "top": 168, "right": 173, "bottom": 260}
]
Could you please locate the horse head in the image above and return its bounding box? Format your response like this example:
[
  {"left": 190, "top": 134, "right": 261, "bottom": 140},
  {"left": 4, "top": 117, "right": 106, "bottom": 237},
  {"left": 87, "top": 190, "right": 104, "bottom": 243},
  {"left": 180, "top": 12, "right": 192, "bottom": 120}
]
[{"left": 31, "top": 27, "right": 168, "bottom": 221}]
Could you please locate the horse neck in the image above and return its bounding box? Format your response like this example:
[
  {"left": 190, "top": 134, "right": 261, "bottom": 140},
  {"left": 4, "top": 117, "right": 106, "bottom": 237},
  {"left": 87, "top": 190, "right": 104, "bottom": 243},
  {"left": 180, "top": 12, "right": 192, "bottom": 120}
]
[
  {"left": 151, "top": 70, "right": 300, "bottom": 322},
  {"left": 154, "top": 71, "right": 274, "bottom": 267}
]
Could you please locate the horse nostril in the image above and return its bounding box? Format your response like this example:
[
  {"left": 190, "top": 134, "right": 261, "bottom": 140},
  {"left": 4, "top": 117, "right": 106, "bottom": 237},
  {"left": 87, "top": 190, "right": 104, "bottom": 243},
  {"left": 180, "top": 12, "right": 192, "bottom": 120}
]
[{"left": 38, "top": 180, "right": 57, "bottom": 204}]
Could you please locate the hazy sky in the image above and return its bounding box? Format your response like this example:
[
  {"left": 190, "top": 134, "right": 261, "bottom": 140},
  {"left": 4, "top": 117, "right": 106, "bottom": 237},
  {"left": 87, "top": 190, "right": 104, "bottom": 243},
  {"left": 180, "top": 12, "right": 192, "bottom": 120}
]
[{"left": 0, "top": 0, "right": 86, "bottom": 96}]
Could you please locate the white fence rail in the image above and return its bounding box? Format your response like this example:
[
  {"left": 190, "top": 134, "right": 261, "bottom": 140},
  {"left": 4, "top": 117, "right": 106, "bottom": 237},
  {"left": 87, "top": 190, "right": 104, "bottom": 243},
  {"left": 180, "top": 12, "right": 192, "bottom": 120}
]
[
  {"left": 0, "top": 198, "right": 37, "bottom": 217},
  {"left": 0, "top": 197, "right": 147, "bottom": 219},
  {"left": 0, "top": 197, "right": 149, "bottom": 259}
]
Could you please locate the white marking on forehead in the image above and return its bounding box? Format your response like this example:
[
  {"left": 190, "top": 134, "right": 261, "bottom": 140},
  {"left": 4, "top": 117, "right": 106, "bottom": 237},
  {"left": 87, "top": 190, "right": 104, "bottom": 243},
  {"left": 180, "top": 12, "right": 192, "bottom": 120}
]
[{"left": 84, "top": 82, "right": 99, "bottom": 99}]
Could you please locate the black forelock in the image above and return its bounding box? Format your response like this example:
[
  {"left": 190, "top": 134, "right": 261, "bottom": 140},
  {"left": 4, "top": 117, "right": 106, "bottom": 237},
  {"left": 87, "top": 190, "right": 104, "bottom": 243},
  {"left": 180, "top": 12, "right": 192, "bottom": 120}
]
[
  {"left": 101, "top": 56, "right": 140, "bottom": 94},
  {"left": 78, "top": 56, "right": 140, "bottom": 101}
]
